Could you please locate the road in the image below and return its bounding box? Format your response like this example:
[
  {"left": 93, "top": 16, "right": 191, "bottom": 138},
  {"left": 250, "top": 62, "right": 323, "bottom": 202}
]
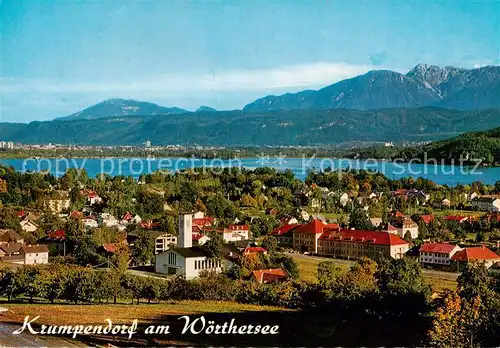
[
  {"left": 0, "top": 322, "right": 84, "bottom": 347},
  {"left": 287, "top": 252, "right": 459, "bottom": 280},
  {"left": 0, "top": 308, "right": 84, "bottom": 347}
]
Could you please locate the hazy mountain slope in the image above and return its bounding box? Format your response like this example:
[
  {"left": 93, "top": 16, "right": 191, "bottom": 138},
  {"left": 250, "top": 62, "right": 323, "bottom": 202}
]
[
  {"left": 57, "top": 98, "right": 188, "bottom": 121},
  {"left": 2, "top": 108, "right": 500, "bottom": 146}
]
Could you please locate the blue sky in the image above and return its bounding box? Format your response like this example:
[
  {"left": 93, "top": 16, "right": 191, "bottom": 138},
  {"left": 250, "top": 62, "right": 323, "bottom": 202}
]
[{"left": 1, "top": 1, "right": 499, "bottom": 122}]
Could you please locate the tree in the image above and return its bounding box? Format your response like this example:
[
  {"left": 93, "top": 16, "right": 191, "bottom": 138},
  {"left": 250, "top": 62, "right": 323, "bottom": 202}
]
[
  {"left": 429, "top": 291, "right": 481, "bottom": 348},
  {"left": 349, "top": 205, "right": 373, "bottom": 230},
  {"left": 0, "top": 267, "right": 18, "bottom": 302},
  {"left": 131, "top": 230, "right": 155, "bottom": 266},
  {"left": 261, "top": 235, "right": 278, "bottom": 254},
  {"left": 15, "top": 266, "right": 41, "bottom": 303},
  {"left": 205, "top": 232, "right": 224, "bottom": 261}
]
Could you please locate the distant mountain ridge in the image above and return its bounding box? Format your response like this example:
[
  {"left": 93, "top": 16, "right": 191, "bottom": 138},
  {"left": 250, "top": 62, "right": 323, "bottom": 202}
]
[
  {"left": 57, "top": 98, "right": 188, "bottom": 121},
  {"left": 2, "top": 107, "right": 500, "bottom": 146},
  {"left": 243, "top": 64, "right": 500, "bottom": 111}
]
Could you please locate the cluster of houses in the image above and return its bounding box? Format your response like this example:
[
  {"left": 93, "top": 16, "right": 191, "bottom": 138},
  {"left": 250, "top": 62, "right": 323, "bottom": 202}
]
[
  {"left": 0, "top": 229, "right": 49, "bottom": 265},
  {"left": 419, "top": 242, "right": 500, "bottom": 270}
]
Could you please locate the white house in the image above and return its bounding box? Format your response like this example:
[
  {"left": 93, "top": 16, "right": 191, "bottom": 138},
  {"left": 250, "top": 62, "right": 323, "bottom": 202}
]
[
  {"left": 45, "top": 191, "right": 71, "bottom": 214},
  {"left": 22, "top": 245, "right": 49, "bottom": 265},
  {"left": 227, "top": 225, "right": 250, "bottom": 241},
  {"left": 20, "top": 219, "right": 38, "bottom": 233},
  {"left": 192, "top": 233, "right": 210, "bottom": 246},
  {"left": 152, "top": 232, "right": 177, "bottom": 254},
  {"left": 83, "top": 218, "right": 98, "bottom": 229},
  {"left": 1, "top": 245, "right": 49, "bottom": 265},
  {"left": 396, "top": 218, "right": 419, "bottom": 239},
  {"left": 419, "top": 243, "right": 462, "bottom": 266},
  {"left": 339, "top": 193, "right": 350, "bottom": 207},
  {"left": 101, "top": 213, "right": 119, "bottom": 227},
  {"left": 472, "top": 197, "right": 500, "bottom": 212},
  {"left": 193, "top": 211, "right": 205, "bottom": 219}
]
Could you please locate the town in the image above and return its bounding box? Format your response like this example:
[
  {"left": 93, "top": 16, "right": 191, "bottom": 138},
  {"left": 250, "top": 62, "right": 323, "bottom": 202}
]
[{"left": 1, "top": 163, "right": 500, "bottom": 346}]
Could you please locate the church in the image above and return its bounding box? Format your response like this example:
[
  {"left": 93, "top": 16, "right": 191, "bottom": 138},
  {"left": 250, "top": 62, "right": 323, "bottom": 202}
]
[{"left": 155, "top": 213, "right": 240, "bottom": 279}]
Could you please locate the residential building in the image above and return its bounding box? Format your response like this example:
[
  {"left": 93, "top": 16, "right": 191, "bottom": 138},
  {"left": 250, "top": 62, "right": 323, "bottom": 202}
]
[
  {"left": 151, "top": 232, "right": 177, "bottom": 254},
  {"left": 292, "top": 219, "right": 340, "bottom": 254},
  {"left": 270, "top": 224, "right": 299, "bottom": 248},
  {"left": 471, "top": 196, "right": 500, "bottom": 212},
  {"left": 243, "top": 246, "right": 267, "bottom": 255},
  {"left": 38, "top": 230, "right": 66, "bottom": 256},
  {"left": 23, "top": 245, "right": 50, "bottom": 265},
  {"left": 251, "top": 268, "right": 286, "bottom": 284},
  {"left": 20, "top": 219, "right": 38, "bottom": 233},
  {"left": 451, "top": 246, "right": 500, "bottom": 269},
  {"left": 83, "top": 217, "right": 98, "bottom": 229},
  {"left": 419, "top": 243, "right": 462, "bottom": 266},
  {"left": 1, "top": 245, "right": 49, "bottom": 265},
  {"left": 317, "top": 229, "right": 409, "bottom": 260},
  {"left": 227, "top": 225, "right": 250, "bottom": 240},
  {"left": 0, "top": 229, "right": 24, "bottom": 244},
  {"left": 44, "top": 190, "right": 70, "bottom": 214},
  {"left": 192, "top": 233, "right": 210, "bottom": 246}
]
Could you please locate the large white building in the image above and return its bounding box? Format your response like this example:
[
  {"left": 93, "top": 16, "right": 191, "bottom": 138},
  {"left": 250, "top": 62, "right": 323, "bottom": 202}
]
[
  {"left": 419, "top": 243, "right": 462, "bottom": 266},
  {"left": 155, "top": 213, "right": 239, "bottom": 279}
]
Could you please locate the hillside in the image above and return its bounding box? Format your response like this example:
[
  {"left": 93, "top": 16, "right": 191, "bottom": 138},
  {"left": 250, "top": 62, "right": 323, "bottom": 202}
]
[
  {"left": 1, "top": 108, "right": 500, "bottom": 146},
  {"left": 399, "top": 127, "right": 500, "bottom": 165},
  {"left": 243, "top": 64, "right": 500, "bottom": 112},
  {"left": 57, "top": 98, "right": 188, "bottom": 121}
]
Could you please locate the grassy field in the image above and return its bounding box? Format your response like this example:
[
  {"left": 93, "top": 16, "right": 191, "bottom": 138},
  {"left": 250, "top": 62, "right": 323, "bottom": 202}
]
[
  {"left": 431, "top": 209, "right": 486, "bottom": 218},
  {"left": 0, "top": 300, "right": 288, "bottom": 326},
  {"left": 290, "top": 254, "right": 457, "bottom": 292}
]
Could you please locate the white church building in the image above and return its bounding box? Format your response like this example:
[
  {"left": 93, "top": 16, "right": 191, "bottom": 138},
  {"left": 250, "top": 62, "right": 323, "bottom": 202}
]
[{"left": 155, "top": 213, "right": 240, "bottom": 279}]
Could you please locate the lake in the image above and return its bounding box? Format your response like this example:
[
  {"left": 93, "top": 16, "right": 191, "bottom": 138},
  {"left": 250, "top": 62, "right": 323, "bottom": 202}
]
[{"left": 1, "top": 157, "right": 499, "bottom": 186}]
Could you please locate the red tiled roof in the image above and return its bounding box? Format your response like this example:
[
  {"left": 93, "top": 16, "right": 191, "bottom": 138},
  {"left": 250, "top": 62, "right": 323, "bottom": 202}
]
[
  {"left": 70, "top": 211, "right": 83, "bottom": 219},
  {"left": 102, "top": 243, "right": 121, "bottom": 253},
  {"left": 47, "top": 230, "right": 66, "bottom": 241},
  {"left": 16, "top": 210, "right": 26, "bottom": 217},
  {"left": 319, "top": 229, "right": 409, "bottom": 246},
  {"left": 140, "top": 221, "right": 160, "bottom": 229},
  {"left": 393, "top": 210, "right": 406, "bottom": 218},
  {"left": 121, "top": 212, "right": 133, "bottom": 221},
  {"left": 252, "top": 268, "right": 286, "bottom": 283},
  {"left": 270, "top": 223, "right": 300, "bottom": 236},
  {"left": 192, "top": 233, "right": 206, "bottom": 241},
  {"left": 445, "top": 215, "right": 466, "bottom": 221},
  {"left": 244, "top": 246, "right": 267, "bottom": 254},
  {"left": 228, "top": 225, "right": 249, "bottom": 231},
  {"left": 386, "top": 223, "right": 398, "bottom": 231},
  {"left": 294, "top": 220, "right": 339, "bottom": 234},
  {"left": 192, "top": 217, "right": 214, "bottom": 227},
  {"left": 451, "top": 247, "right": 500, "bottom": 262},
  {"left": 421, "top": 215, "right": 434, "bottom": 224},
  {"left": 420, "top": 243, "right": 458, "bottom": 254}
]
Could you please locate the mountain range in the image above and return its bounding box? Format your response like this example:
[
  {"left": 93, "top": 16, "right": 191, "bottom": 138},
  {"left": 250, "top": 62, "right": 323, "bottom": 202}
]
[
  {"left": 51, "top": 64, "right": 500, "bottom": 122},
  {"left": 243, "top": 64, "right": 500, "bottom": 112},
  {"left": 2, "top": 107, "right": 500, "bottom": 146}
]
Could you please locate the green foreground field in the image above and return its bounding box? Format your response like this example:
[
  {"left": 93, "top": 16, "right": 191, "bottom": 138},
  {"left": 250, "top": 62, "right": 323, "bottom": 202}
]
[{"left": 289, "top": 254, "right": 457, "bottom": 292}]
